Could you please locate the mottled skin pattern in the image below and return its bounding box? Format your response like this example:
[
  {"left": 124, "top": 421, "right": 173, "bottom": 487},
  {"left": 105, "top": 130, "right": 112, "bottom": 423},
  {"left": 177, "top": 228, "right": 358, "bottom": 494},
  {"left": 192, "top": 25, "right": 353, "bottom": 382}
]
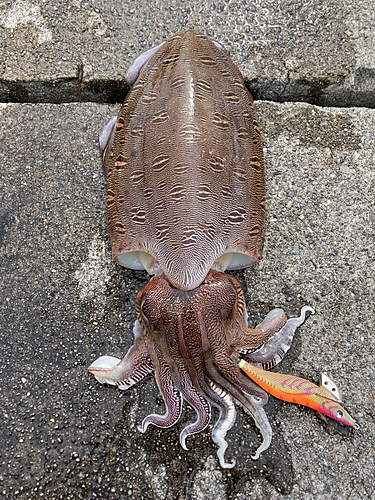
[
  {"left": 89, "top": 30, "right": 313, "bottom": 467},
  {"left": 104, "top": 30, "right": 265, "bottom": 291}
]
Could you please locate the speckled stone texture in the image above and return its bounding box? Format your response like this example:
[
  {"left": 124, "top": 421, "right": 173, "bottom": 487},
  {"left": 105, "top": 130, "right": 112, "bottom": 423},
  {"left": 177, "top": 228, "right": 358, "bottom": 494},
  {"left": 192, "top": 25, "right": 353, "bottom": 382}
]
[
  {"left": 0, "top": 0, "right": 374, "bottom": 106},
  {"left": 0, "top": 102, "right": 374, "bottom": 499},
  {"left": 0, "top": 2, "right": 374, "bottom": 498}
]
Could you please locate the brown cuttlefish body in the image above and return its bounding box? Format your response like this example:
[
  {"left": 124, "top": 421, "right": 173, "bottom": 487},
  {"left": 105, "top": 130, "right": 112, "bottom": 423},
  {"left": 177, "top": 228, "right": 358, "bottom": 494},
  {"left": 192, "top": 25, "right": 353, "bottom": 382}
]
[{"left": 89, "top": 30, "right": 313, "bottom": 467}]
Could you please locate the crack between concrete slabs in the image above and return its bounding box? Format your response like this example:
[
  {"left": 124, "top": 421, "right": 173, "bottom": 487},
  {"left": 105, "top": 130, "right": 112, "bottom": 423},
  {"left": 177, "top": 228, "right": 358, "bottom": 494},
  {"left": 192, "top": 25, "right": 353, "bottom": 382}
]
[{"left": 1, "top": 76, "right": 374, "bottom": 108}]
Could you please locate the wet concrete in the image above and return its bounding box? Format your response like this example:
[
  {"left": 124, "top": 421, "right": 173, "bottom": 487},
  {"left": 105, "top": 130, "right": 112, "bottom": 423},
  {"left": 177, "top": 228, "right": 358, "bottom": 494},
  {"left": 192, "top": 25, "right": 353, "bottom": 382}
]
[
  {"left": 0, "top": 0, "right": 374, "bottom": 106},
  {"left": 0, "top": 101, "right": 374, "bottom": 499},
  {"left": 1, "top": 1, "right": 375, "bottom": 497}
]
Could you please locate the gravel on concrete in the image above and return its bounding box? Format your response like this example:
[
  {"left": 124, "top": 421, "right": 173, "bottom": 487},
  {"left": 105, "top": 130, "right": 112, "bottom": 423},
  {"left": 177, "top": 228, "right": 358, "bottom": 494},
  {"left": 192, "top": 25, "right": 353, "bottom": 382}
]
[
  {"left": 0, "top": 101, "right": 373, "bottom": 499},
  {"left": 0, "top": 0, "right": 374, "bottom": 106}
]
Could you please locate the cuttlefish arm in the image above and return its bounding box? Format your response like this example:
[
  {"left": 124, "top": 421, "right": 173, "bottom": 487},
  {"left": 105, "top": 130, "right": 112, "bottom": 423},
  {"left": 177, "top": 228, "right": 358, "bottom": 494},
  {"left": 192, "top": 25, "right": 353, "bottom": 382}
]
[
  {"left": 238, "top": 360, "right": 356, "bottom": 427},
  {"left": 228, "top": 281, "right": 315, "bottom": 371},
  {"left": 88, "top": 320, "right": 153, "bottom": 390}
]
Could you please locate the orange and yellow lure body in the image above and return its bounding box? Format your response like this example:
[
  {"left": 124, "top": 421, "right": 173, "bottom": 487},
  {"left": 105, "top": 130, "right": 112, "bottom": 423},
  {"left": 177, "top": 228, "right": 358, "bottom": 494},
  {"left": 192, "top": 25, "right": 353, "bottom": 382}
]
[{"left": 238, "top": 359, "right": 355, "bottom": 426}]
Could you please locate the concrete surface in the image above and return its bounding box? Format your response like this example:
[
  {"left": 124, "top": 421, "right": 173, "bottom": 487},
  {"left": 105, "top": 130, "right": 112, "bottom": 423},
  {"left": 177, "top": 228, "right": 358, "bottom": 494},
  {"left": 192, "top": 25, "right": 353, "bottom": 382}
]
[
  {"left": 0, "top": 101, "right": 374, "bottom": 499},
  {"left": 1, "top": 0, "right": 375, "bottom": 498},
  {"left": 0, "top": 0, "right": 374, "bottom": 106}
]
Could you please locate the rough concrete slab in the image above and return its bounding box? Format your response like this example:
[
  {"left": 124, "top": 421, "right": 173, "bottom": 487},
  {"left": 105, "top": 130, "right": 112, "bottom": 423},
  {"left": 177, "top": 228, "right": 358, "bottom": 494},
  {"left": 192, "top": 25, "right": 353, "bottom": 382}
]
[
  {"left": 0, "top": 0, "right": 374, "bottom": 106},
  {"left": 0, "top": 101, "right": 374, "bottom": 499}
]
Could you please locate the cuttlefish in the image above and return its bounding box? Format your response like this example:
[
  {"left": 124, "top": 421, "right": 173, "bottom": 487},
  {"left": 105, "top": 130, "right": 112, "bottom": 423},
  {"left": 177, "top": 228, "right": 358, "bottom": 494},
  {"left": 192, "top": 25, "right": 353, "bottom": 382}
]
[{"left": 88, "top": 30, "right": 315, "bottom": 468}]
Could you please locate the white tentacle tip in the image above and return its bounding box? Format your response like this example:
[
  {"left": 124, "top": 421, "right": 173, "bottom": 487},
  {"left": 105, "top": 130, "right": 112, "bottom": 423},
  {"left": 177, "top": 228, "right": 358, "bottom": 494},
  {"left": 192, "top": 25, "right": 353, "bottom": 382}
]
[
  {"left": 251, "top": 438, "right": 272, "bottom": 461},
  {"left": 219, "top": 456, "right": 236, "bottom": 469},
  {"left": 89, "top": 356, "right": 121, "bottom": 371},
  {"left": 138, "top": 420, "right": 148, "bottom": 434},
  {"left": 88, "top": 356, "right": 122, "bottom": 385},
  {"left": 179, "top": 434, "right": 189, "bottom": 451},
  {"left": 301, "top": 305, "right": 315, "bottom": 317},
  {"left": 251, "top": 442, "right": 269, "bottom": 460}
]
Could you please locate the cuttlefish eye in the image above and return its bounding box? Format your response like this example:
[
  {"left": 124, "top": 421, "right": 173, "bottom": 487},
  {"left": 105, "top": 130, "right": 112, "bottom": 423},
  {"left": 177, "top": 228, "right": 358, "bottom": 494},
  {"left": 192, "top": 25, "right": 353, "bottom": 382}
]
[
  {"left": 138, "top": 275, "right": 190, "bottom": 330},
  {"left": 140, "top": 294, "right": 149, "bottom": 322},
  {"left": 200, "top": 274, "right": 238, "bottom": 319},
  {"left": 138, "top": 284, "right": 167, "bottom": 330}
]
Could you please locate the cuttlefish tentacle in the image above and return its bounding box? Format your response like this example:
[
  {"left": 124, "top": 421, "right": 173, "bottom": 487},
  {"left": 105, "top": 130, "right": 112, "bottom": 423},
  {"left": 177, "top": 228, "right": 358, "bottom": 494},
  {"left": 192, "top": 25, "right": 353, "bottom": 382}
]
[
  {"left": 173, "top": 315, "right": 213, "bottom": 449},
  {"left": 178, "top": 371, "right": 211, "bottom": 450},
  {"left": 228, "top": 277, "right": 314, "bottom": 371},
  {"left": 213, "top": 360, "right": 272, "bottom": 460},
  {"left": 228, "top": 368, "right": 269, "bottom": 407},
  {"left": 140, "top": 358, "right": 183, "bottom": 432},
  {"left": 88, "top": 320, "right": 153, "bottom": 389},
  {"left": 245, "top": 399, "right": 273, "bottom": 460},
  {"left": 205, "top": 355, "right": 272, "bottom": 460},
  {"left": 90, "top": 271, "right": 313, "bottom": 466},
  {"left": 199, "top": 376, "right": 237, "bottom": 468},
  {"left": 230, "top": 309, "right": 288, "bottom": 351},
  {"left": 228, "top": 277, "right": 288, "bottom": 352},
  {"left": 244, "top": 306, "right": 315, "bottom": 370},
  {"left": 198, "top": 310, "right": 272, "bottom": 459}
]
